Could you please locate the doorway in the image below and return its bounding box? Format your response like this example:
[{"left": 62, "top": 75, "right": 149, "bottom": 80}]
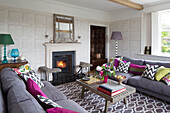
[{"left": 90, "top": 25, "right": 107, "bottom": 70}]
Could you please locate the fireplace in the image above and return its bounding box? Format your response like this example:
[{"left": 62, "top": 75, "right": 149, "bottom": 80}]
[{"left": 52, "top": 51, "right": 75, "bottom": 85}]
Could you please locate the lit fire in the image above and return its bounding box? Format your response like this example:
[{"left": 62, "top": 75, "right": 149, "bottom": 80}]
[{"left": 57, "top": 61, "right": 67, "bottom": 68}]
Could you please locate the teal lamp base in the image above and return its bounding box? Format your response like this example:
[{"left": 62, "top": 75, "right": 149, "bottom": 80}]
[
  {"left": 2, "top": 59, "right": 8, "bottom": 63},
  {"left": 2, "top": 44, "right": 8, "bottom": 64}
]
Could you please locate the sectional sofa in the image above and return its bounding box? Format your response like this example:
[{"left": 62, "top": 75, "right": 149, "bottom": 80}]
[
  {"left": 0, "top": 68, "right": 88, "bottom": 113},
  {"left": 109, "top": 56, "right": 170, "bottom": 102}
]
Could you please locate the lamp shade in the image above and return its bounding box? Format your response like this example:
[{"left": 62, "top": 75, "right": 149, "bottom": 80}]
[
  {"left": 110, "top": 32, "right": 122, "bottom": 40},
  {"left": 0, "top": 34, "right": 14, "bottom": 44}
]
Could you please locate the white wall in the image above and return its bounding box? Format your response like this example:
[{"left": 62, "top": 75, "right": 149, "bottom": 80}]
[
  {"left": 0, "top": 0, "right": 109, "bottom": 22},
  {"left": 109, "top": 18, "right": 141, "bottom": 58},
  {"left": 109, "top": 1, "right": 170, "bottom": 62},
  {"left": 0, "top": 5, "right": 109, "bottom": 78}
]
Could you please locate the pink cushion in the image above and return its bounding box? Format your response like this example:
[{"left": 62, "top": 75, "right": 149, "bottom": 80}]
[
  {"left": 114, "top": 59, "right": 127, "bottom": 68},
  {"left": 27, "top": 78, "right": 47, "bottom": 98},
  {"left": 47, "top": 107, "right": 79, "bottom": 113},
  {"left": 129, "top": 63, "right": 145, "bottom": 75}
]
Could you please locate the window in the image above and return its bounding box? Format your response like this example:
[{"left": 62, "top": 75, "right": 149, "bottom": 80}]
[
  {"left": 160, "top": 10, "right": 170, "bottom": 53},
  {"left": 151, "top": 9, "right": 170, "bottom": 56}
]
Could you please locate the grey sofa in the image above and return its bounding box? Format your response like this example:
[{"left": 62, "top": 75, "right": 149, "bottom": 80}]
[
  {"left": 109, "top": 56, "right": 170, "bottom": 102},
  {"left": 0, "top": 68, "right": 88, "bottom": 113}
]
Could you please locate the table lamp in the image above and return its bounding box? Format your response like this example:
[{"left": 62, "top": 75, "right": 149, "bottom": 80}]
[
  {"left": 110, "top": 32, "right": 123, "bottom": 56},
  {"left": 0, "top": 34, "right": 14, "bottom": 63}
]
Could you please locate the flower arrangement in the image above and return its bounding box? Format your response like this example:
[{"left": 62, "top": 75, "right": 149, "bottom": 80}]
[{"left": 96, "top": 64, "right": 116, "bottom": 78}]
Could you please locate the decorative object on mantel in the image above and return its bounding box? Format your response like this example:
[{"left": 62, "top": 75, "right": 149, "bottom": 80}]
[
  {"left": 0, "top": 34, "right": 14, "bottom": 63},
  {"left": 76, "top": 34, "right": 81, "bottom": 42},
  {"left": 11, "top": 49, "right": 19, "bottom": 62},
  {"left": 110, "top": 31, "right": 123, "bottom": 56},
  {"left": 53, "top": 14, "right": 75, "bottom": 43}
]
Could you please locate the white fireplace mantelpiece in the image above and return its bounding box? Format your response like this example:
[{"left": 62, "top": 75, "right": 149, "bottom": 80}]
[{"left": 43, "top": 42, "right": 81, "bottom": 69}]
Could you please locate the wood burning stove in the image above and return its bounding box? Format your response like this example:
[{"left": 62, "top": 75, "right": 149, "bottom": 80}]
[{"left": 52, "top": 51, "right": 75, "bottom": 85}]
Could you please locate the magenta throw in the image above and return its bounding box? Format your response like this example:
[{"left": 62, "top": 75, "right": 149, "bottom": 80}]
[{"left": 47, "top": 107, "right": 79, "bottom": 113}]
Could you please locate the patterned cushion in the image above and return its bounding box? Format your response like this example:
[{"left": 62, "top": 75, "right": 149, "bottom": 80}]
[
  {"left": 110, "top": 56, "right": 123, "bottom": 68},
  {"left": 12, "top": 63, "right": 32, "bottom": 74},
  {"left": 142, "top": 64, "right": 159, "bottom": 80},
  {"left": 117, "top": 61, "right": 130, "bottom": 73},
  {"left": 155, "top": 66, "right": 170, "bottom": 81},
  {"left": 162, "top": 73, "right": 170, "bottom": 85},
  {"left": 27, "top": 78, "right": 47, "bottom": 98},
  {"left": 21, "top": 70, "right": 44, "bottom": 88},
  {"left": 129, "top": 63, "right": 146, "bottom": 75},
  {"left": 37, "top": 95, "right": 62, "bottom": 110}
]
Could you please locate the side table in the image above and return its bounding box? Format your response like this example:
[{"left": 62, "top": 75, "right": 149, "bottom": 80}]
[{"left": 0, "top": 60, "right": 28, "bottom": 72}]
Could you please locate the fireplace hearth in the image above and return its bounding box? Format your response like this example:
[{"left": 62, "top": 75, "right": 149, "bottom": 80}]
[{"left": 52, "top": 51, "right": 75, "bottom": 85}]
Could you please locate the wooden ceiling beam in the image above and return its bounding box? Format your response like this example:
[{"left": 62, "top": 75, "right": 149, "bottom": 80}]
[{"left": 108, "top": 0, "right": 143, "bottom": 10}]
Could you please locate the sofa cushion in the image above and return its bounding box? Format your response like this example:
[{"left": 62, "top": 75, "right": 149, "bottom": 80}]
[
  {"left": 0, "top": 68, "right": 26, "bottom": 94},
  {"left": 123, "top": 56, "right": 144, "bottom": 65},
  {"left": 12, "top": 63, "right": 32, "bottom": 74},
  {"left": 117, "top": 61, "right": 130, "bottom": 73},
  {"left": 144, "top": 60, "right": 170, "bottom": 68},
  {"left": 21, "top": 70, "right": 44, "bottom": 88},
  {"left": 27, "top": 78, "right": 47, "bottom": 98},
  {"left": 127, "top": 76, "right": 170, "bottom": 97},
  {"left": 142, "top": 64, "right": 159, "bottom": 80},
  {"left": 41, "top": 81, "right": 67, "bottom": 101},
  {"left": 7, "top": 84, "right": 45, "bottom": 113},
  {"left": 129, "top": 63, "right": 145, "bottom": 75},
  {"left": 162, "top": 73, "right": 170, "bottom": 85},
  {"left": 37, "top": 95, "right": 62, "bottom": 110},
  {"left": 155, "top": 67, "right": 170, "bottom": 81},
  {"left": 55, "top": 100, "right": 88, "bottom": 113},
  {"left": 109, "top": 71, "right": 134, "bottom": 84}
]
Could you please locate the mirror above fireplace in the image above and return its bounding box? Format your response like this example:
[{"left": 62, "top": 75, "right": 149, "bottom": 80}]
[{"left": 53, "top": 14, "right": 75, "bottom": 43}]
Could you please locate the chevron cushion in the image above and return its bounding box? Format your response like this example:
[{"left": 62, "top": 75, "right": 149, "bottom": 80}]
[
  {"left": 21, "top": 70, "right": 44, "bottom": 88},
  {"left": 142, "top": 64, "right": 159, "bottom": 80},
  {"left": 37, "top": 95, "right": 62, "bottom": 110},
  {"left": 117, "top": 61, "right": 130, "bottom": 73}
]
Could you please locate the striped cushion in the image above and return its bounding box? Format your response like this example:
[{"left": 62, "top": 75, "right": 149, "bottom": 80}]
[{"left": 129, "top": 63, "right": 146, "bottom": 75}]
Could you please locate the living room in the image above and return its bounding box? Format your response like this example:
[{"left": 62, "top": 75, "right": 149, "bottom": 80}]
[{"left": 0, "top": 0, "right": 170, "bottom": 113}]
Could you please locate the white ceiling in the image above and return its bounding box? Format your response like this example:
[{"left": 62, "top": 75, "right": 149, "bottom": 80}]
[{"left": 52, "top": 0, "right": 167, "bottom": 12}]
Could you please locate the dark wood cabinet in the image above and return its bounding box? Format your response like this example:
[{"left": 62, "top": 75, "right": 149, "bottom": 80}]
[{"left": 90, "top": 25, "right": 107, "bottom": 70}]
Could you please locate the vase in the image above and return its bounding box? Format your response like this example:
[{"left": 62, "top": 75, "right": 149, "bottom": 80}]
[
  {"left": 11, "top": 49, "right": 19, "bottom": 62},
  {"left": 103, "top": 76, "right": 108, "bottom": 83}
]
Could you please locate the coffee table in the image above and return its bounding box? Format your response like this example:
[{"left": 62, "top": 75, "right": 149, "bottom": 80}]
[{"left": 76, "top": 78, "right": 136, "bottom": 113}]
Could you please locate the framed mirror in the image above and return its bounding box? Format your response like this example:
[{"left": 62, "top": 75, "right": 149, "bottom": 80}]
[{"left": 53, "top": 14, "right": 75, "bottom": 42}]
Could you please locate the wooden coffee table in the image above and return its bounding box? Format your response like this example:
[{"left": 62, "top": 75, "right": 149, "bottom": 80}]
[{"left": 76, "top": 78, "right": 136, "bottom": 113}]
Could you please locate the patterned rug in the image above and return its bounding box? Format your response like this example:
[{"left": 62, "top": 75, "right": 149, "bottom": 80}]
[{"left": 55, "top": 82, "right": 170, "bottom": 113}]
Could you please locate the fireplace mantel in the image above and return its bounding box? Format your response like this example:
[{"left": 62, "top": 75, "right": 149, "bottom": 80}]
[{"left": 43, "top": 43, "right": 81, "bottom": 68}]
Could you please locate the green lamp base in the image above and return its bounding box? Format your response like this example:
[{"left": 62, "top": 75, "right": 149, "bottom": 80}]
[{"left": 2, "top": 59, "right": 8, "bottom": 63}]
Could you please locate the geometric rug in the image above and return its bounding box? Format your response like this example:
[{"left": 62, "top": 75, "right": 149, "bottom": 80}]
[{"left": 55, "top": 82, "right": 170, "bottom": 113}]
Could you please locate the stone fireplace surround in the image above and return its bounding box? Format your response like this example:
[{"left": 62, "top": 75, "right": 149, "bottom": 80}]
[{"left": 43, "top": 42, "right": 82, "bottom": 81}]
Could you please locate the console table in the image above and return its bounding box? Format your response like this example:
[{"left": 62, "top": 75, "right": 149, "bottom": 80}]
[{"left": 0, "top": 60, "right": 28, "bottom": 71}]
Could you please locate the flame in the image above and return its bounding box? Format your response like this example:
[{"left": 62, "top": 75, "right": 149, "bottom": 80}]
[{"left": 57, "top": 61, "right": 66, "bottom": 68}]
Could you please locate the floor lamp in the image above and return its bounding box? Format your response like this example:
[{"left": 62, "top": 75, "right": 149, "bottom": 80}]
[{"left": 110, "top": 32, "right": 123, "bottom": 56}]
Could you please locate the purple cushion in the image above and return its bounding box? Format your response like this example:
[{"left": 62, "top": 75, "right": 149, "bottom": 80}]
[
  {"left": 129, "top": 63, "right": 146, "bottom": 75},
  {"left": 27, "top": 78, "right": 47, "bottom": 98},
  {"left": 114, "top": 59, "right": 127, "bottom": 68},
  {"left": 47, "top": 107, "right": 78, "bottom": 113}
]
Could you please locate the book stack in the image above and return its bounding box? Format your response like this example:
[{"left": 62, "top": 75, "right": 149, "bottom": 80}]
[{"left": 97, "top": 83, "right": 126, "bottom": 96}]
